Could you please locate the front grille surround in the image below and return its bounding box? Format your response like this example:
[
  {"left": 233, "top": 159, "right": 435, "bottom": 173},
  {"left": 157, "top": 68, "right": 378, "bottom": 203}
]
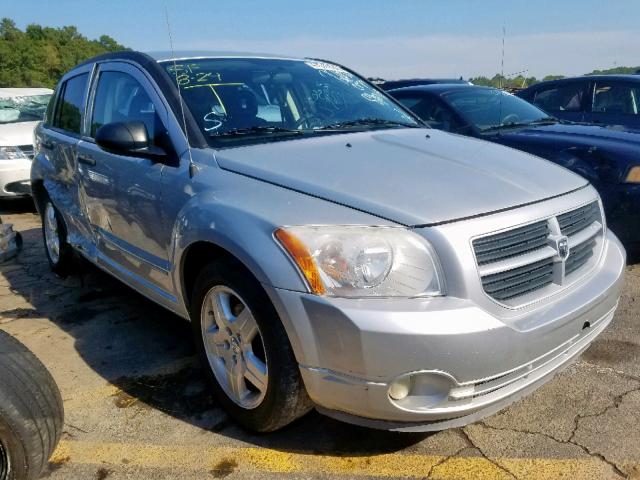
[{"left": 472, "top": 201, "right": 603, "bottom": 306}]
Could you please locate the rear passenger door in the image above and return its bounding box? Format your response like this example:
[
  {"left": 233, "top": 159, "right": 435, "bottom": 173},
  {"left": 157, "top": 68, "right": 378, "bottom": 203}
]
[
  {"left": 585, "top": 80, "right": 640, "bottom": 129},
  {"left": 77, "top": 62, "right": 173, "bottom": 298},
  {"left": 529, "top": 81, "right": 589, "bottom": 123},
  {"left": 41, "top": 66, "right": 94, "bottom": 247}
]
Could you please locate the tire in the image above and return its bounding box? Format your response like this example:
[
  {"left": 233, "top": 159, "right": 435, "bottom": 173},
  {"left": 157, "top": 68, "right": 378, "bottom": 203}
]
[
  {"left": 40, "top": 195, "right": 75, "bottom": 277},
  {"left": 0, "top": 330, "right": 64, "bottom": 480},
  {"left": 190, "top": 258, "right": 312, "bottom": 432}
]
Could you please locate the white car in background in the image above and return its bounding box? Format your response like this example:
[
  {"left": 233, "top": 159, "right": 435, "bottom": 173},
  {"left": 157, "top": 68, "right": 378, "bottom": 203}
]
[{"left": 0, "top": 88, "right": 53, "bottom": 197}]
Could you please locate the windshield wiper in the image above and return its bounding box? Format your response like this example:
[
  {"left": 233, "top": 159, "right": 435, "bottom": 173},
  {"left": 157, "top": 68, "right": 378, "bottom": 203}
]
[
  {"left": 213, "top": 126, "right": 305, "bottom": 138},
  {"left": 481, "top": 118, "right": 557, "bottom": 133},
  {"left": 317, "top": 118, "right": 421, "bottom": 131},
  {"left": 529, "top": 117, "right": 558, "bottom": 125}
]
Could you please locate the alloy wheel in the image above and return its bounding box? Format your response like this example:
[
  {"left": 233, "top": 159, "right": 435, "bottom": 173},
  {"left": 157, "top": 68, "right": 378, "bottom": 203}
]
[
  {"left": 200, "top": 285, "right": 268, "bottom": 409},
  {"left": 43, "top": 202, "right": 60, "bottom": 264},
  {"left": 0, "top": 440, "right": 9, "bottom": 480}
]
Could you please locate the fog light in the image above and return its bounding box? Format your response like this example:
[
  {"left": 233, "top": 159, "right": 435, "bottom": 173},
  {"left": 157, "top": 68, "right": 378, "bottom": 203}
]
[
  {"left": 388, "top": 376, "right": 411, "bottom": 400},
  {"left": 388, "top": 371, "right": 456, "bottom": 410}
]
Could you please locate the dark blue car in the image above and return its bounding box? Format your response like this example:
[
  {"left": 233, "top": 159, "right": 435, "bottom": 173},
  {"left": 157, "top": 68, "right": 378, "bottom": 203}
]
[
  {"left": 517, "top": 75, "right": 640, "bottom": 130},
  {"left": 389, "top": 84, "right": 640, "bottom": 250}
]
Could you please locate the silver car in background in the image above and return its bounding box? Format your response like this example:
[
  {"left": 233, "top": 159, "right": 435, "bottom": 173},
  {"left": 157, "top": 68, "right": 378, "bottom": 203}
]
[
  {"left": 0, "top": 88, "right": 52, "bottom": 197},
  {"left": 32, "top": 51, "right": 625, "bottom": 432}
]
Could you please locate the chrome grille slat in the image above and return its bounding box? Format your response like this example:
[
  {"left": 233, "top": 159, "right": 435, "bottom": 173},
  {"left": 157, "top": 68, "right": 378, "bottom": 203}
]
[
  {"left": 478, "top": 246, "right": 557, "bottom": 277},
  {"left": 483, "top": 258, "right": 553, "bottom": 289},
  {"left": 474, "top": 221, "right": 549, "bottom": 265},
  {"left": 474, "top": 201, "right": 603, "bottom": 304}
]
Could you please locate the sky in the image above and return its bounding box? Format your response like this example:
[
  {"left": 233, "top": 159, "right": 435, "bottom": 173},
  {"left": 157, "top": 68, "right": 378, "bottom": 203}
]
[{"left": 4, "top": 0, "right": 640, "bottom": 80}]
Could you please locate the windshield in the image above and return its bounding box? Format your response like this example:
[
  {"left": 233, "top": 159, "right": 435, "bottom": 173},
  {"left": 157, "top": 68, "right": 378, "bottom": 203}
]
[
  {"left": 443, "top": 89, "right": 554, "bottom": 132},
  {"left": 162, "top": 58, "right": 419, "bottom": 147},
  {"left": 0, "top": 94, "right": 51, "bottom": 125}
]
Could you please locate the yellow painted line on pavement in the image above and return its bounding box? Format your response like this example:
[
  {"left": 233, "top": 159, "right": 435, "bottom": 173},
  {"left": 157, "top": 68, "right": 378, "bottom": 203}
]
[{"left": 52, "top": 440, "right": 624, "bottom": 479}]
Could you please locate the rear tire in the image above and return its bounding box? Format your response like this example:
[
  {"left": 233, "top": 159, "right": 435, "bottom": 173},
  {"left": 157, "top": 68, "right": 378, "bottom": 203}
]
[
  {"left": 189, "top": 258, "right": 312, "bottom": 432},
  {"left": 0, "top": 330, "right": 64, "bottom": 480},
  {"left": 40, "top": 196, "right": 75, "bottom": 277}
]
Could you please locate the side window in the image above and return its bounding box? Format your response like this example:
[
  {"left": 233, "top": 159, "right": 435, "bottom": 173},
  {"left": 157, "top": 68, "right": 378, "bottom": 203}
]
[
  {"left": 593, "top": 81, "right": 640, "bottom": 115},
  {"left": 53, "top": 73, "right": 89, "bottom": 134},
  {"left": 44, "top": 87, "right": 59, "bottom": 126},
  {"left": 397, "top": 95, "right": 461, "bottom": 132},
  {"left": 91, "top": 71, "right": 162, "bottom": 140},
  {"left": 532, "top": 83, "right": 585, "bottom": 113}
]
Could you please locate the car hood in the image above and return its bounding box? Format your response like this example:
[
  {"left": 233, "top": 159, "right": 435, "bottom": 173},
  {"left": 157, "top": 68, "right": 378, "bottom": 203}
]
[
  {"left": 499, "top": 122, "right": 640, "bottom": 149},
  {"left": 215, "top": 129, "right": 588, "bottom": 226},
  {"left": 0, "top": 121, "right": 39, "bottom": 146}
]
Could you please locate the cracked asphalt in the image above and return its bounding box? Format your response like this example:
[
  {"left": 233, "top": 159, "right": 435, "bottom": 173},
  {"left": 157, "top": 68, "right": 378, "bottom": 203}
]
[{"left": 0, "top": 199, "right": 639, "bottom": 480}]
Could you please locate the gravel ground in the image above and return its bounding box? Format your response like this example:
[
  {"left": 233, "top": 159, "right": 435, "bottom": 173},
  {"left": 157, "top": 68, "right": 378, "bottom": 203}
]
[{"left": 0, "top": 198, "right": 638, "bottom": 480}]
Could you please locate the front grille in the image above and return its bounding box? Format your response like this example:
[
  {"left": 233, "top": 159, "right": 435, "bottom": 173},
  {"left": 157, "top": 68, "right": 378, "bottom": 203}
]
[
  {"left": 474, "top": 202, "right": 603, "bottom": 304},
  {"left": 566, "top": 237, "right": 596, "bottom": 276},
  {"left": 17, "top": 145, "right": 34, "bottom": 159},
  {"left": 474, "top": 220, "right": 549, "bottom": 265},
  {"left": 481, "top": 258, "right": 554, "bottom": 301},
  {"left": 558, "top": 202, "right": 599, "bottom": 236}
]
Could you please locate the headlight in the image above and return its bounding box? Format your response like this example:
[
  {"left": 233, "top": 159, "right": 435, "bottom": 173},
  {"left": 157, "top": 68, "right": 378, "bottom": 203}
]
[
  {"left": 275, "top": 226, "right": 444, "bottom": 297},
  {"left": 625, "top": 166, "right": 640, "bottom": 183},
  {"left": 0, "top": 146, "right": 27, "bottom": 160}
]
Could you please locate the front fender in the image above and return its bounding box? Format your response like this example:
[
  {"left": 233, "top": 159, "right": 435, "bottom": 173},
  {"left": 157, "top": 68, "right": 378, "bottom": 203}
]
[{"left": 171, "top": 190, "right": 309, "bottom": 303}]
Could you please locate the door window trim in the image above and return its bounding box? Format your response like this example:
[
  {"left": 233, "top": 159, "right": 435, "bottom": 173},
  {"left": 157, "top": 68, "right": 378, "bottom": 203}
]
[{"left": 47, "top": 64, "right": 95, "bottom": 140}]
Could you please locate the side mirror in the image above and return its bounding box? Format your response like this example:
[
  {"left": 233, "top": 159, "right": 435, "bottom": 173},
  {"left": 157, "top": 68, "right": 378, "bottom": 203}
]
[{"left": 95, "top": 121, "right": 167, "bottom": 160}]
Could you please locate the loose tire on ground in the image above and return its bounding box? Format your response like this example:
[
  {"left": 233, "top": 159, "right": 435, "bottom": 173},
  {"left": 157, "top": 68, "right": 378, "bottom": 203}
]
[
  {"left": 0, "top": 330, "right": 64, "bottom": 480},
  {"left": 189, "top": 258, "right": 312, "bottom": 432}
]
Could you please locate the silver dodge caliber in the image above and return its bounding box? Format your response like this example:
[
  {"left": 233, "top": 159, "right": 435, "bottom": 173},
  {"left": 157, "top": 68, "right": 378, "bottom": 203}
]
[{"left": 32, "top": 51, "right": 626, "bottom": 432}]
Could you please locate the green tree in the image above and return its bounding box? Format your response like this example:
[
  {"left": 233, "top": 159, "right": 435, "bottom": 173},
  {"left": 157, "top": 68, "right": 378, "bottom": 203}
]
[
  {"left": 589, "top": 66, "right": 640, "bottom": 75},
  {"left": 0, "top": 18, "right": 127, "bottom": 88}
]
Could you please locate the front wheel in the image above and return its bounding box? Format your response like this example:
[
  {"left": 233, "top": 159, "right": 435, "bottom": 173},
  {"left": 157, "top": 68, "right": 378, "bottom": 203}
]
[{"left": 190, "top": 259, "right": 312, "bottom": 432}]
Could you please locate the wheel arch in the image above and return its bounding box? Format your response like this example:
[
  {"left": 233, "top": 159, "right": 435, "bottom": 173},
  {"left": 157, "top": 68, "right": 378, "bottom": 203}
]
[
  {"left": 180, "top": 240, "right": 248, "bottom": 311},
  {"left": 30, "top": 179, "right": 46, "bottom": 214},
  {"left": 178, "top": 238, "right": 309, "bottom": 366}
]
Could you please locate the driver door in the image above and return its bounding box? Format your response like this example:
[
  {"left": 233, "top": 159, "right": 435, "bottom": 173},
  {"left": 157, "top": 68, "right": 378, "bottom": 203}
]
[{"left": 77, "top": 62, "right": 174, "bottom": 297}]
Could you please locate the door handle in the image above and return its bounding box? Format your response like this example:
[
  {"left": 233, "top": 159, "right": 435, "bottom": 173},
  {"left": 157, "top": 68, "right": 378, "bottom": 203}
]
[
  {"left": 77, "top": 154, "right": 96, "bottom": 166},
  {"left": 41, "top": 140, "right": 54, "bottom": 149}
]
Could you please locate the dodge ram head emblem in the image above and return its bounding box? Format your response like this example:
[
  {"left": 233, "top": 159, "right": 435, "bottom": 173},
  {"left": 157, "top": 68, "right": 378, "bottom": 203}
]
[{"left": 557, "top": 236, "right": 570, "bottom": 261}]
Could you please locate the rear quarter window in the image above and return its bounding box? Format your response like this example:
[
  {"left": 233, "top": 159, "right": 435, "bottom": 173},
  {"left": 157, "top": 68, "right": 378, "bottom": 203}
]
[
  {"left": 53, "top": 73, "right": 89, "bottom": 135},
  {"left": 44, "top": 87, "right": 58, "bottom": 126}
]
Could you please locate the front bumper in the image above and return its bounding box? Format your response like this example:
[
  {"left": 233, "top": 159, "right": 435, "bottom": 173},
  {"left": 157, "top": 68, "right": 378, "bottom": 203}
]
[
  {"left": 0, "top": 158, "right": 32, "bottom": 197},
  {"left": 270, "top": 231, "right": 625, "bottom": 430}
]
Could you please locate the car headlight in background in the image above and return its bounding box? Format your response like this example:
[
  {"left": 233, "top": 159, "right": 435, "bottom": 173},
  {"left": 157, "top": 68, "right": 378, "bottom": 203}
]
[
  {"left": 275, "top": 226, "right": 444, "bottom": 297},
  {"left": 625, "top": 166, "right": 640, "bottom": 183},
  {"left": 0, "top": 146, "right": 28, "bottom": 160}
]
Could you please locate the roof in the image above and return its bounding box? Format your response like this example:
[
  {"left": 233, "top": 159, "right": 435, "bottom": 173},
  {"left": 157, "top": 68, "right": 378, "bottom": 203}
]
[
  {"left": 388, "top": 84, "right": 488, "bottom": 95},
  {"left": 0, "top": 88, "right": 53, "bottom": 99},
  {"left": 525, "top": 74, "right": 640, "bottom": 91},
  {"left": 146, "top": 50, "right": 303, "bottom": 62}
]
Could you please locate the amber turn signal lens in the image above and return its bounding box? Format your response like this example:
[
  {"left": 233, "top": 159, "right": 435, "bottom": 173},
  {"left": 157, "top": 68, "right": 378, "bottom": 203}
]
[
  {"left": 626, "top": 166, "right": 640, "bottom": 184},
  {"left": 274, "top": 229, "right": 325, "bottom": 294}
]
